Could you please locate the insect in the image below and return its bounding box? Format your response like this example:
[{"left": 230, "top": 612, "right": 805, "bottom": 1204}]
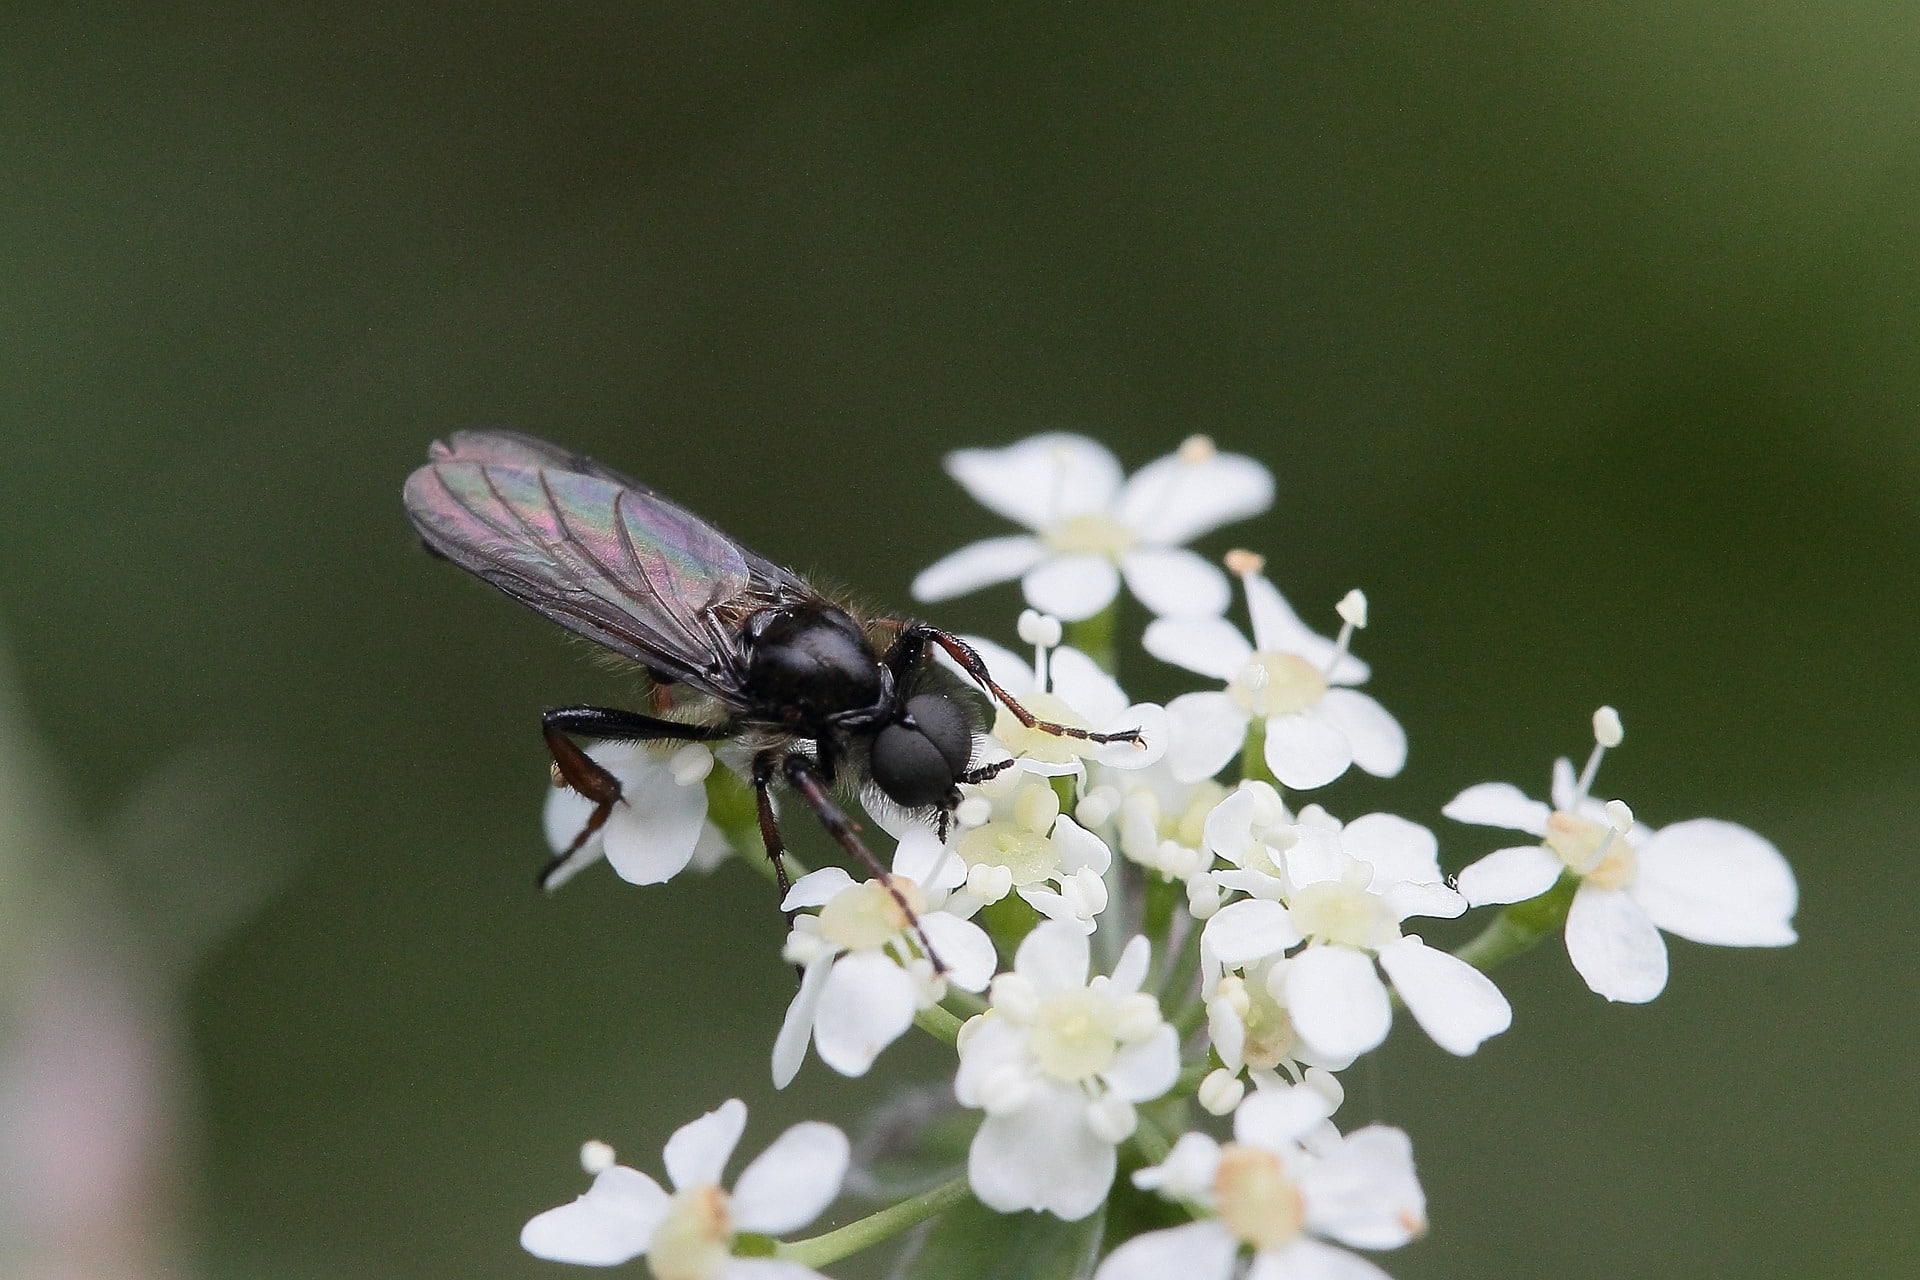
[{"left": 402, "top": 430, "right": 1140, "bottom": 935}]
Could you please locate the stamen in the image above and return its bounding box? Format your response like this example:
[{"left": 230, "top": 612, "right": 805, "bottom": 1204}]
[
  {"left": 1325, "top": 588, "right": 1368, "bottom": 677},
  {"left": 1605, "top": 799, "right": 1634, "bottom": 833},
  {"left": 1017, "top": 609, "right": 1062, "bottom": 687},
  {"left": 579, "top": 1140, "right": 616, "bottom": 1175},
  {"left": 669, "top": 743, "right": 714, "bottom": 787},
  {"left": 1574, "top": 705, "right": 1622, "bottom": 803}
]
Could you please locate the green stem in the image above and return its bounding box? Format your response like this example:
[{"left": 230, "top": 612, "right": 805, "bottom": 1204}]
[
  {"left": 1451, "top": 874, "right": 1578, "bottom": 972},
  {"left": 1239, "top": 718, "right": 1275, "bottom": 787},
  {"left": 1065, "top": 603, "right": 1119, "bottom": 674},
  {"left": 915, "top": 1003, "right": 964, "bottom": 1045},
  {"left": 774, "top": 1174, "right": 973, "bottom": 1268}
]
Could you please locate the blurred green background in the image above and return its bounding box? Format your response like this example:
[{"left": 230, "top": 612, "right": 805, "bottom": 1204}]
[{"left": 3, "top": 3, "right": 1916, "bottom": 1277}]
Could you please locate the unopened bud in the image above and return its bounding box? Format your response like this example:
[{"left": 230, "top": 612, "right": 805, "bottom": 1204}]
[{"left": 1198, "top": 1068, "right": 1246, "bottom": 1116}]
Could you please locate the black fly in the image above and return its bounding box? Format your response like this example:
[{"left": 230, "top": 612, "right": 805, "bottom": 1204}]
[{"left": 402, "top": 430, "right": 1140, "bottom": 956}]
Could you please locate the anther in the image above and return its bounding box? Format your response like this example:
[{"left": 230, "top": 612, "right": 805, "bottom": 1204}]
[
  {"left": 1224, "top": 548, "right": 1266, "bottom": 577},
  {"left": 1179, "top": 434, "right": 1218, "bottom": 465},
  {"left": 579, "top": 1140, "right": 617, "bottom": 1175},
  {"left": 1593, "top": 705, "right": 1624, "bottom": 748},
  {"left": 1605, "top": 798, "right": 1634, "bottom": 834},
  {"left": 669, "top": 743, "right": 714, "bottom": 787}
]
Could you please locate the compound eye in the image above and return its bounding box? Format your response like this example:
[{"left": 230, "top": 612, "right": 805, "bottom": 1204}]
[{"left": 870, "top": 694, "right": 972, "bottom": 810}]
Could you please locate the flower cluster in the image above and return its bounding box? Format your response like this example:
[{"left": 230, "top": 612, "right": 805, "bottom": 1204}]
[{"left": 519, "top": 433, "right": 1797, "bottom": 1279}]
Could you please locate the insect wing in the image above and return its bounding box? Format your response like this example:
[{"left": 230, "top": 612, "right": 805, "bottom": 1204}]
[
  {"left": 404, "top": 447, "right": 755, "bottom": 699},
  {"left": 426, "top": 429, "right": 816, "bottom": 603}
]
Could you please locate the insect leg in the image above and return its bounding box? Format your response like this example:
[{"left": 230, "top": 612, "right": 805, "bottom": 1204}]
[
  {"left": 898, "top": 624, "right": 1144, "bottom": 748},
  {"left": 780, "top": 753, "right": 949, "bottom": 976},
  {"left": 751, "top": 751, "right": 796, "bottom": 902},
  {"left": 538, "top": 706, "right": 733, "bottom": 890}
]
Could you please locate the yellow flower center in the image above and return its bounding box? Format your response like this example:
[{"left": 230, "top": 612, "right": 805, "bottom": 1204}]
[
  {"left": 647, "top": 1184, "right": 732, "bottom": 1280},
  {"left": 1288, "top": 874, "right": 1394, "bottom": 950},
  {"left": 1029, "top": 989, "right": 1119, "bottom": 1082},
  {"left": 1544, "top": 811, "right": 1638, "bottom": 889},
  {"left": 1044, "top": 512, "right": 1137, "bottom": 557},
  {"left": 818, "top": 877, "right": 925, "bottom": 951},
  {"left": 957, "top": 781, "right": 1065, "bottom": 887},
  {"left": 1240, "top": 975, "right": 1303, "bottom": 1071},
  {"left": 1229, "top": 653, "right": 1328, "bottom": 718},
  {"left": 1213, "top": 1144, "right": 1305, "bottom": 1252}
]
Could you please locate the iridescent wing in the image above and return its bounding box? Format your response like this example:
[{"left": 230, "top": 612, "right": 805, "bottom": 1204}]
[{"left": 403, "top": 430, "right": 800, "bottom": 702}]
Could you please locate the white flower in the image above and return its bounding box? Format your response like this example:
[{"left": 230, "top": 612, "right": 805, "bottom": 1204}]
[
  {"left": 937, "top": 758, "right": 1118, "bottom": 933},
  {"left": 954, "top": 923, "right": 1181, "bottom": 1220},
  {"left": 1446, "top": 709, "right": 1798, "bottom": 1003},
  {"left": 1094, "top": 753, "right": 1229, "bottom": 885},
  {"left": 913, "top": 433, "right": 1273, "bottom": 621},
  {"left": 1205, "top": 955, "right": 1357, "bottom": 1090},
  {"left": 772, "top": 829, "right": 997, "bottom": 1087},
  {"left": 543, "top": 741, "right": 731, "bottom": 889},
  {"left": 1202, "top": 806, "right": 1511, "bottom": 1059},
  {"left": 1146, "top": 563, "right": 1405, "bottom": 789},
  {"left": 1098, "top": 1086, "right": 1426, "bottom": 1280},
  {"left": 956, "top": 633, "right": 1168, "bottom": 776},
  {"left": 520, "top": 1098, "right": 847, "bottom": 1278}
]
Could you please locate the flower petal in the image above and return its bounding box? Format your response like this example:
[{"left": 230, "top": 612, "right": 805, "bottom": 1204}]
[
  {"left": 1284, "top": 946, "right": 1391, "bottom": 1060},
  {"left": 1015, "top": 920, "right": 1092, "bottom": 993},
  {"left": 1119, "top": 547, "right": 1232, "bottom": 618},
  {"left": 1209, "top": 999, "right": 1246, "bottom": 1071},
  {"left": 1116, "top": 447, "right": 1274, "bottom": 546},
  {"left": 1023, "top": 554, "right": 1122, "bottom": 621},
  {"left": 1202, "top": 899, "right": 1302, "bottom": 966},
  {"left": 921, "top": 913, "right": 999, "bottom": 992},
  {"left": 1564, "top": 884, "right": 1669, "bottom": 1003},
  {"left": 1340, "top": 813, "right": 1440, "bottom": 888},
  {"left": 946, "top": 434, "right": 1123, "bottom": 530},
  {"left": 1632, "top": 819, "right": 1798, "bottom": 946},
  {"left": 1301, "top": 1124, "right": 1426, "bottom": 1250},
  {"left": 1048, "top": 645, "right": 1130, "bottom": 723},
  {"left": 1250, "top": 1235, "right": 1396, "bottom": 1280},
  {"left": 1315, "top": 689, "right": 1405, "bottom": 779},
  {"left": 1049, "top": 814, "right": 1114, "bottom": 875},
  {"left": 729, "top": 1121, "right": 851, "bottom": 1235},
  {"left": 1111, "top": 934, "right": 1153, "bottom": 992},
  {"left": 601, "top": 764, "right": 708, "bottom": 886},
  {"left": 1263, "top": 712, "right": 1354, "bottom": 791},
  {"left": 520, "top": 1166, "right": 670, "bottom": 1266},
  {"left": 771, "top": 954, "right": 832, "bottom": 1089},
  {"left": 1233, "top": 1082, "right": 1336, "bottom": 1151},
  {"left": 1104, "top": 1024, "right": 1180, "bottom": 1102},
  {"left": 1164, "top": 691, "right": 1251, "bottom": 783},
  {"left": 1092, "top": 702, "right": 1170, "bottom": 770},
  {"left": 1092, "top": 1220, "right": 1239, "bottom": 1280},
  {"left": 1376, "top": 937, "right": 1511, "bottom": 1056},
  {"left": 813, "top": 951, "right": 918, "bottom": 1077},
  {"left": 893, "top": 826, "right": 965, "bottom": 892},
  {"left": 1243, "top": 575, "right": 1369, "bottom": 683},
  {"left": 723, "top": 1260, "right": 834, "bottom": 1280},
  {"left": 1456, "top": 844, "right": 1563, "bottom": 907},
  {"left": 1550, "top": 757, "right": 1579, "bottom": 812},
  {"left": 1441, "top": 783, "right": 1551, "bottom": 836},
  {"left": 968, "top": 1082, "right": 1116, "bottom": 1220},
  {"left": 1143, "top": 615, "right": 1253, "bottom": 681},
  {"left": 953, "top": 1017, "right": 1028, "bottom": 1107},
  {"left": 911, "top": 535, "right": 1049, "bottom": 601},
  {"left": 662, "top": 1098, "right": 747, "bottom": 1192},
  {"left": 782, "top": 867, "right": 856, "bottom": 912}
]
